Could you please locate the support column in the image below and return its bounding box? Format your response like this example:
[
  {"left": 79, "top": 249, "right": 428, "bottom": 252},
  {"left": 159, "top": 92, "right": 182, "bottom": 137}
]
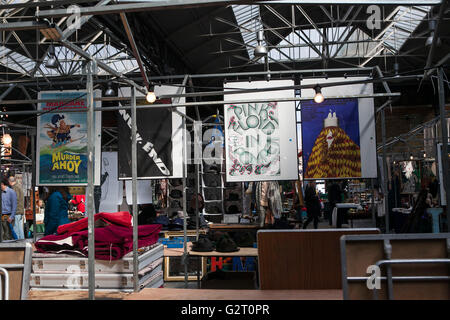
[
  {"left": 437, "top": 68, "right": 450, "bottom": 222},
  {"left": 31, "top": 131, "right": 36, "bottom": 243},
  {"left": 130, "top": 86, "right": 139, "bottom": 292},
  {"left": 86, "top": 60, "right": 96, "bottom": 300},
  {"left": 381, "top": 108, "right": 390, "bottom": 233}
]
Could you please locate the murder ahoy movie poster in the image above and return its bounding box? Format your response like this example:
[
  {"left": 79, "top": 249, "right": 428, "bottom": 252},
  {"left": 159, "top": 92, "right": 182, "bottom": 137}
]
[
  {"left": 36, "top": 90, "right": 101, "bottom": 186},
  {"left": 117, "top": 98, "right": 173, "bottom": 179}
]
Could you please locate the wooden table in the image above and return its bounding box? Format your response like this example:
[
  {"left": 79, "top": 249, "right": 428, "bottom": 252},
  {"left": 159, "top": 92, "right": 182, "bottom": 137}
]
[
  {"left": 209, "top": 223, "right": 260, "bottom": 231},
  {"left": 125, "top": 288, "right": 343, "bottom": 300},
  {"left": 164, "top": 242, "right": 258, "bottom": 287},
  {"left": 27, "top": 288, "right": 343, "bottom": 300},
  {"left": 164, "top": 242, "right": 258, "bottom": 257}
]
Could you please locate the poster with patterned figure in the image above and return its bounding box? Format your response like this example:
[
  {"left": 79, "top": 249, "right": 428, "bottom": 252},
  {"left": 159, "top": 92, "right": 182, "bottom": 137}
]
[{"left": 302, "top": 98, "right": 362, "bottom": 179}]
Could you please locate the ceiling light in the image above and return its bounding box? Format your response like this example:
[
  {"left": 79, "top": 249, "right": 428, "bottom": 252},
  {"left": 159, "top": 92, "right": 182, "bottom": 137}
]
[
  {"left": 45, "top": 56, "right": 58, "bottom": 69},
  {"left": 146, "top": 91, "right": 157, "bottom": 104},
  {"left": 105, "top": 82, "right": 115, "bottom": 97},
  {"left": 313, "top": 85, "right": 324, "bottom": 104},
  {"left": 254, "top": 30, "right": 267, "bottom": 57},
  {"left": 45, "top": 44, "right": 58, "bottom": 69},
  {"left": 1, "top": 134, "right": 12, "bottom": 145}
]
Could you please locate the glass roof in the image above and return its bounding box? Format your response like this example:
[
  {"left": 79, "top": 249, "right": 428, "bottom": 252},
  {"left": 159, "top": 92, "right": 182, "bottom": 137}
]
[
  {"left": 231, "top": 4, "right": 432, "bottom": 64},
  {"left": 377, "top": 6, "right": 431, "bottom": 52}
]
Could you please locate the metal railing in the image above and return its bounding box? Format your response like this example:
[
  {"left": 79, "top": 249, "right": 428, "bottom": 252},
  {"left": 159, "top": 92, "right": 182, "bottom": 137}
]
[{"left": 0, "top": 267, "right": 10, "bottom": 300}]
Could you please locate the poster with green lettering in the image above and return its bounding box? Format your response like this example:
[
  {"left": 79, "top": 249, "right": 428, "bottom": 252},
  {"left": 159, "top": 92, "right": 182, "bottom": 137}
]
[{"left": 36, "top": 90, "right": 101, "bottom": 186}]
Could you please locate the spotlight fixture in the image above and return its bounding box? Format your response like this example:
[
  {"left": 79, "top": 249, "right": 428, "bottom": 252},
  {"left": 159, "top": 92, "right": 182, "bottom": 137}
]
[
  {"left": 146, "top": 90, "right": 157, "bottom": 104},
  {"left": 423, "top": 152, "right": 427, "bottom": 158},
  {"left": 254, "top": 30, "right": 268, "bottom": 57},
  {"left": 393, "top": 62, "right": 400, "bottom": 77},
  {"left": 425, "top": 20, "right": 442, "bottom": 47},
  {"left": 45, "top": 44, "right": 59, "bottom": 69},
  {"left": 313, "top": 85, "right": 324, "bottom": 104},
  {"left": 105, "top": 82, "right": 115, "bottom": 97},
  {"left": 410, "top": 154, "right": 414, "bottom": 160}
]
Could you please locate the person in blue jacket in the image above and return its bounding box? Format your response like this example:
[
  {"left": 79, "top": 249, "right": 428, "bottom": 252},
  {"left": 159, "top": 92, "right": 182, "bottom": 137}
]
[{"left": 44, "top": 186, "right": 72, "bottom": 236}]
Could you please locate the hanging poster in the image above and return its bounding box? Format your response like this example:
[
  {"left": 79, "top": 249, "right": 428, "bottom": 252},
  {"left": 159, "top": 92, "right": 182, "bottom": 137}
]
[
  {"left": 98, "top": 152, "right": 123, "bottom": 213},
  {"left": 125, "top": 180, "right": 152, "bottom": 205},
  {"left": 302, "top": 98, "right": 361, "bottom": 179},
  {"left": 301, "top": 77, "right": 377, "bottom": 179},
  {"left": 117, "top": 86, "right": 186, "bottom": 179},
  {"left": 224, "top": 80, "right": 299, "bottom": 182},
  {"left": 36, "top": 90, "right": 101, "bottom": 186}
]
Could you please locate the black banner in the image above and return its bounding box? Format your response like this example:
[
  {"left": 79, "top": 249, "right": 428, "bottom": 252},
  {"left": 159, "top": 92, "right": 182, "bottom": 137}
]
[{"left": 118, "top": 99, "right": 173, "bottom": 179}]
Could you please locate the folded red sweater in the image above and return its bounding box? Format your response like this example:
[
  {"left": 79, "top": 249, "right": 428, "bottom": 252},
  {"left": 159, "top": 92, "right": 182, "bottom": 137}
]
[
  {"left": 36, "top": 213, "right": 161, "bottom": 260},
  {"left": 57, "top": 211, "right": 132, "bottom": 235},
  {"left": 35, "top": 224, "right": 162, "bottom": 260}
]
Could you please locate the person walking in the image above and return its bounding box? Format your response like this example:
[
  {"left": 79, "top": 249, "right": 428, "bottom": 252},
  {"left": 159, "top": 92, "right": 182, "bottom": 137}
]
[
  {"left": 9, "top": 176, "right": 24, "bottom": 239},
  {"left": 303, "top": 181, "right": 321, "bottom": 229},
  {"left": 327, "top": 181, "right": 342, "bottom": 226},
  {"left": 43, "top": 187, "right": 71, "bottom": 236},
  {"left": 1, "top": 177, "right": 18, "bottom": 240}
]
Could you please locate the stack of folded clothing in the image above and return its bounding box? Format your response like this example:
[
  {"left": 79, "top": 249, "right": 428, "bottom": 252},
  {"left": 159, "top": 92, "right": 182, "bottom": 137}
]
[{"left": 30, "top": 211, "right": 164, "bottom": 291}]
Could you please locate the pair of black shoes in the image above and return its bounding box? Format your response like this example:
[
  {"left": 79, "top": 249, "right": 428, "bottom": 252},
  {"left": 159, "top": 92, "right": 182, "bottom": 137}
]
[{"left": 192, "top": 233, "right": 240, "bottom": 252}]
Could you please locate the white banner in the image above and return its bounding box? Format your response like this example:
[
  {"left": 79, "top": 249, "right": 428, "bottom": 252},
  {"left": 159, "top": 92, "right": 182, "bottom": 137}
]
[
  {"left": 98, "top": 152, "right": 123, "bottom": 212},
  {"left": 224, "top": 80, "right": 299, "bottom": 182}
]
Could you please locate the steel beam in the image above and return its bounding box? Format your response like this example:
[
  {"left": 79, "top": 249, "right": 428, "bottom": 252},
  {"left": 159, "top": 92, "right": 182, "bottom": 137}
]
[
  {"left": 35, "top": 0, "right": 444, "bottom": 18},
  {"left": 0, "top": 92, "right": 402, "bottom": 117},
  {"left": 59, "top": 37, "right": 147, "bottom": 95},
  {"left": 0, "top": 21, "right": 50, "bottom": 31},
  {"left": 120, "top": 12, "right": 150, "bottom": 90},
  {"left": 424, "top": 0, "right": 449, "bottom": 78},
  {"left": 374, "top": 66, "right": 392, "bottom": 234}
]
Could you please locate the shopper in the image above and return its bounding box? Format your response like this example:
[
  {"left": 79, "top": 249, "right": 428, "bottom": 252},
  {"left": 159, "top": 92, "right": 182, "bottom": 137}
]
[
  {"left": 9, "top": 176, "right": 24, "bottom": 240},
  {"left": 43, "top": 186, "right": 71, "bottom": 236},
  {"left": 303, "top": 181, "right": 321, "bottom": 229},
  {"left": 327, "top": 181, "right": 342, "bottom": 226},
  {"left": 1, "top": 177, "right": 17, "bottom": 240},
  {"left": 256, "top": 181, "right": 282, "bottom": 227}
]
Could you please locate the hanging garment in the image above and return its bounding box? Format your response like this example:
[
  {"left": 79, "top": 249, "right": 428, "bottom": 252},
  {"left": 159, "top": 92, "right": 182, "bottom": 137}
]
[
  {"left": 56, "top": 211, "right": 132, "bottom": 235},
  {"left": 71, "top": 195, "right": 86, "bottom": 213},
  {"left": 35, "top": 223, "right": 161, "bottom": 260},
  {"left": 267, "top": 181, "right": 282, "bottom": 220}
]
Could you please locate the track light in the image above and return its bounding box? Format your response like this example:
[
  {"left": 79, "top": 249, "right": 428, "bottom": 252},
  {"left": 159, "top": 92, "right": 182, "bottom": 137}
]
[
  {"left": 105, "top": 82, "right": 115, "bottom": 97},
  {"left": 313, "top": 85, "right": 324, "bottom": 104}
]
